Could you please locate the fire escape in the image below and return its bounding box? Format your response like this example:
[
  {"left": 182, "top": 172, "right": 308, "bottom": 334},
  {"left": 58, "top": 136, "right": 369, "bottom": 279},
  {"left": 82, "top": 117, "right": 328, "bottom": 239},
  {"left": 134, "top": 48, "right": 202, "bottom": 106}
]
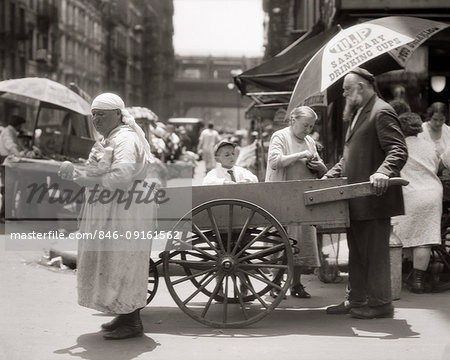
[{"left": 35, "top": 0, "right": 58, "bottom": 76}]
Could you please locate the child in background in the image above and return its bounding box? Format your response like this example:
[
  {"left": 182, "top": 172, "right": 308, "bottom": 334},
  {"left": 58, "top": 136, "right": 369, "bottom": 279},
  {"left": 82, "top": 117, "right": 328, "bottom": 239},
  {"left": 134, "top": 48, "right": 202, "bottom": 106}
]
[
  {"left": 203, "top": 140, "right": 258, "bottom": 185},
  {"left": 202, "top": 139, "right": 257, "bottom": 300}
]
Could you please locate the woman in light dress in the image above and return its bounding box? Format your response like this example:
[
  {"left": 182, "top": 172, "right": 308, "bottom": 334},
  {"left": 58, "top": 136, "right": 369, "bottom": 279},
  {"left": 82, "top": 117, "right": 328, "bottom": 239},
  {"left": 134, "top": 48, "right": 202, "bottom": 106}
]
[
  {"left": 393, "top": 112, "right": 445, "bottom": 293},
  {"left": 266, "top": 106, "right": 327, "bottom": 298}
]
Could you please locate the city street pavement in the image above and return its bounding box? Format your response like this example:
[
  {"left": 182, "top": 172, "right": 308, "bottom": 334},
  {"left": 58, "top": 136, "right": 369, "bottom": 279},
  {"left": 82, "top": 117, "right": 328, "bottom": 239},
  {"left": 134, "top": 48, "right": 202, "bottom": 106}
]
[
  {"left": 1, "top": 161, "right": 449, "bottom": 360},
  {"left": 1, "top": 234, "right": 450, "bottom": 360}
]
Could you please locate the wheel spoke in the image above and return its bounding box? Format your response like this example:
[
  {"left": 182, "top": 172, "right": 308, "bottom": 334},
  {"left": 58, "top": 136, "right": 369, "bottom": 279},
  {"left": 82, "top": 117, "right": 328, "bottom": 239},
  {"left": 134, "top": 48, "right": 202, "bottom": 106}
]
[
  {"left": 239, "top": 243, "right": 286, "bottom": 262},
  {"left": 231, "top": 274, "right": 249, "bottom": 319},
  {"left": 172, "top": 223, "right": 218, "bottom": 259},
  {"left": 201, "top": 273, "right": 225, "bottom": 318},
  {"left": 167, "top": 259, "right": 217, "bottom": 269},
  {"left": 231, "top": 210, "right": 256, "bottom": 256},
  {"left": 180, "top": 229, "right": 213, "bottom": 242},
  {"left": 235, "top": 224, "right": 274, "bottom": 258},
  {"left": 223, "top": 276, "right": 229, "bottom": 323},
  {"left": 206, "top": 207, "right": 226, "bottom": 253},
  {"left": 240, "top": 269, "right": 283, "bottom": 290},
  {"left": 244, "top": 274, "right": 255, "bottom": 296},
  {"left": 197, "top": 270, "right": 214, "bottom": 285},
  {"left": 182, "top": 272, "right": 217, "bottom": 305},
  {"left": 172, "top": 268, "right": 214, "bottom": 286},
  {"left": 189, "top": 244, "right": 219, "bottom": 260},
  {"left": 174, "top": 239, "right": 218, "bottom": 260},
  {"left": 254, "top": 267, "right": 273, "bottom": 283},
  {"left": 192, "top": 223, "right": 220, "bottom": 254},
  {"left": 227, "top": 204, "right": 233, "bottom": 253},
  {"left": 183, "top": 251, "right": 217, "bottom": 261},
  {"left": 237, "top": 273, "right": 269, "bottom": 309}
]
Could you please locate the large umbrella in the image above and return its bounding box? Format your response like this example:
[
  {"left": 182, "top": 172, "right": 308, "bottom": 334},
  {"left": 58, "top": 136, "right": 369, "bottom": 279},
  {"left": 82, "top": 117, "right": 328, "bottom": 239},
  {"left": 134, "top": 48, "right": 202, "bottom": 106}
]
[
  {"left": 125, "top": 106, "right": 159, "bottom": 122},
  {"left": 286, "top": 16, "right": 449, "bottom": 115},
  {"left": 234, "top": 25, "right": 341, "bottom": 95},
  {"left": 0, "top": 77, "right": 91, "bottom": 115}
]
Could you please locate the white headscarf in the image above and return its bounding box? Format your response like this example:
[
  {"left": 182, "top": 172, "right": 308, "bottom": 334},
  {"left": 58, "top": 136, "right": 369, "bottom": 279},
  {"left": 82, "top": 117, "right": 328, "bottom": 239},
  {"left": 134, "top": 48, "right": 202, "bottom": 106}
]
[{"left": 91, "top": 93, "right": 154, "bottom": 163}]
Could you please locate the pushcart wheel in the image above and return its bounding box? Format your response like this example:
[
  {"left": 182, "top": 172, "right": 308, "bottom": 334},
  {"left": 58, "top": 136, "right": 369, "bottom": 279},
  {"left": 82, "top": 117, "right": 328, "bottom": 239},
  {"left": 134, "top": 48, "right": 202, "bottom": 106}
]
[
  {"left": 146, "top": 258, "right": 159, "bottom": 304},
  {"left": 163, "top": 199, "right": 293, "bottom": 328},
  {"left": 178, "top": 229, "right": 287, "bottom": 303}
]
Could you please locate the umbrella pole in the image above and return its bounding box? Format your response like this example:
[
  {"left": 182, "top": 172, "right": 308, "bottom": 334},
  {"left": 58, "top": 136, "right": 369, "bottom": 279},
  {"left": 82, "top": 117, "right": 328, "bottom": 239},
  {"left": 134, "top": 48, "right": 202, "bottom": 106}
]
[
  {"left": 257, "top": 117, "right": 266, "bottom": 180},
  {"left": 30, "top": 105, "right": 41, "bottom": 148}
]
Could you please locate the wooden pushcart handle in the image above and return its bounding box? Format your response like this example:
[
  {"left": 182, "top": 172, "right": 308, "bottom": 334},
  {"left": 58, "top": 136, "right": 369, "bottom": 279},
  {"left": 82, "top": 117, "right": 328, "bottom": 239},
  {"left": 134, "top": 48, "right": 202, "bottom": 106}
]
[
  {"left": 386, "top": 177, "right": 409, "bottom": 187},
  {"left": 304, "top": 177, "right": 409, "bottom": 206}
]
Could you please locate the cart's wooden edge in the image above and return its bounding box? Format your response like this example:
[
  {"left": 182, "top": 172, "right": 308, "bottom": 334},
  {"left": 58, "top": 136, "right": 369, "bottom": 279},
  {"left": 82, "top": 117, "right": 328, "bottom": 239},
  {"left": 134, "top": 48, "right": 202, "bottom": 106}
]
[{"left": 161, "top": 178, "right": 350, "bottom": 228}]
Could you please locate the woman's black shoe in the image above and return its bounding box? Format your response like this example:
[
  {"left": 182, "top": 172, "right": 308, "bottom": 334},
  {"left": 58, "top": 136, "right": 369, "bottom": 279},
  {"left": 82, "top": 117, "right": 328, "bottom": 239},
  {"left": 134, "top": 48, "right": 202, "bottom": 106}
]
[
  {"left": 290, "top": 284, "right": 311, "bottom": 298},
  {"left": 101, "top": 315, "right": 125, "bottom": 332}
]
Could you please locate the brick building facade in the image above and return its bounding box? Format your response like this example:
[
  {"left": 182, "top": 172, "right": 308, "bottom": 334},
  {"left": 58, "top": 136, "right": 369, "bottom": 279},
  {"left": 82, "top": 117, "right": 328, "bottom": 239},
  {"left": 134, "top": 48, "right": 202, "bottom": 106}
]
[{"left": 0, "top": 0, "right": 175, "bottom": 119}]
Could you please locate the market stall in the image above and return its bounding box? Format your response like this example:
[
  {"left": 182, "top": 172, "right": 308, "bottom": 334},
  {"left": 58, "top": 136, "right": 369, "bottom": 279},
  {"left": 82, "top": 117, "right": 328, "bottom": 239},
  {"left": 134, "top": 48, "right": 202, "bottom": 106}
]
[{"left": 0, "top": 78, "right": 95, "bottom": 223}]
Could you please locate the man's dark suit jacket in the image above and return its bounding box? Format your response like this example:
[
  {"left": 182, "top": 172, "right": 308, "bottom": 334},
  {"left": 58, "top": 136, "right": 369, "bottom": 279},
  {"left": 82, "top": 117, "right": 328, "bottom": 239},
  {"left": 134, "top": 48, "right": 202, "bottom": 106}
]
[{"left": 326, "top": 95, "right": 408, "bottom": 221}]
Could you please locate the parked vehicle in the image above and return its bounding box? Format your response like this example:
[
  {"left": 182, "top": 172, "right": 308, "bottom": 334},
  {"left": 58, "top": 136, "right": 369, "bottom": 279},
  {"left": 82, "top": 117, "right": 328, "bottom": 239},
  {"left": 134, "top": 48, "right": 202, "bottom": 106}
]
[{"left": 167, "top": 118, "right": 204, "bottom": 152}]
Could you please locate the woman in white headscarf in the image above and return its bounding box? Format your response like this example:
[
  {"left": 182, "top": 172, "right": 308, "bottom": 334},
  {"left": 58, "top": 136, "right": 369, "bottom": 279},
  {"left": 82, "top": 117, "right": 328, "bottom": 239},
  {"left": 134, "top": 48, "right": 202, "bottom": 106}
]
[{"left": 59, "top": 93, "right": 157, "bottom": 340}]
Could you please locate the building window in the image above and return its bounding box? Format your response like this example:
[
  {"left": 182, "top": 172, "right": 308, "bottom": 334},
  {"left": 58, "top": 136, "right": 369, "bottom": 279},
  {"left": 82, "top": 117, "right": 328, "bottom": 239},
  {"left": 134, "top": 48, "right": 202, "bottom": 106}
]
[
  {"left": 67, "top": 3, "right": 73, "bottom": 28},
  {"left": 0, "top": 1, "right": 4, "bottom": 31},
  {"left": 9, "top": 2, "right": 15, "bottom": 33},
  {"left": 73, "top": 5, "right": 78, "bottom": 31},
  {"left": 60, "top": 36, "right": 65, "bottom": 62},
  {"left": 293, "top": 0, "right": 320, "bottom": 32},
  {"left": 19, "top": 7, "right": 25, "bottom": 35}
]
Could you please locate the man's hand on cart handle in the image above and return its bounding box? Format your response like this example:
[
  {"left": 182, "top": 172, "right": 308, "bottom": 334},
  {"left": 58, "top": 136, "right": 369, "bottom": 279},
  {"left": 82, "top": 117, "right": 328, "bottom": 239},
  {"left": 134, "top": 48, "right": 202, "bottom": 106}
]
[
  {"left": 387, "top": 177, "right": 409, "bottom": 187},
  {"left": 370, "top": 172, "right": 389, "bottom": 196},
  {"left": 303, "top": 177, "right": 409, "bottom": 206},
  {"left": 369, "top": 174, "right": 409, "bottom": 196}
]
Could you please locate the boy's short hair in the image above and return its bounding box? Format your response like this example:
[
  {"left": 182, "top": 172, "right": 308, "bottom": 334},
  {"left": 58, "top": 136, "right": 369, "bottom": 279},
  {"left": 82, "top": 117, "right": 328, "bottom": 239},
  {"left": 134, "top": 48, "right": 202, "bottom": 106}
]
[{"left": 214, "top": 140, "right": 236, "bottom": 155}]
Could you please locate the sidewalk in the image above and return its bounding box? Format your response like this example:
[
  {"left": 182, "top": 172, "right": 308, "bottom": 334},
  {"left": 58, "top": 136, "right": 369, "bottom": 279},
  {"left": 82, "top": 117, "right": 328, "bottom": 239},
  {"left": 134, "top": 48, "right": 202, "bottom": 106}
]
[{"left": 1, "top": 235, "right": 450, "bottom": 360}]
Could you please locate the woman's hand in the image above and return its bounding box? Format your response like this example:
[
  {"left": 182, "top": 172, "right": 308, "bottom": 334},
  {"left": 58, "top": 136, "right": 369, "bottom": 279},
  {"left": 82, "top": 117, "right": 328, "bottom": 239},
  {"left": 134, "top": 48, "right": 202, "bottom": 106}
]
[
  {"left": 58, "top": 161, "right": 75, "bottom": 181},
  {"left": 297, "top": 150, "right": 314, "bottom": 161},
  {"left": 306, "top": 160, "right": 328, "bottom": 177}
]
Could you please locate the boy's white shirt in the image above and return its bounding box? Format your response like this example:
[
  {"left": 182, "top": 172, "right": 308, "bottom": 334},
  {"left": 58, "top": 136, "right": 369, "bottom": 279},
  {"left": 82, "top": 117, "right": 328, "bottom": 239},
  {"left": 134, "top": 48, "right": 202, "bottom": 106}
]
[{"left": 203, "top": 165, "right": 258, "bottom": 185}]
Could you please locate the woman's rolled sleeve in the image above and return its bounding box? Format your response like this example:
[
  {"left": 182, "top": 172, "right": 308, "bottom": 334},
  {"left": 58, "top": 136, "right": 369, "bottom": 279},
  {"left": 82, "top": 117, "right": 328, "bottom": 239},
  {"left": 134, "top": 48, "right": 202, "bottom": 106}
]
[{"left": 267, "top": 134, "right": 285, "bottom": 170}]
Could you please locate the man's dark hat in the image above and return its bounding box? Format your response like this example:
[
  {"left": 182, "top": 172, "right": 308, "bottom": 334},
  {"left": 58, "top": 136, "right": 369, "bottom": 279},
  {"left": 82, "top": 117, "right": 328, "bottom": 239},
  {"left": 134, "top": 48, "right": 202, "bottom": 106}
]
[{"left": 349, "top": 67, "right": 375, "bottom": 84}]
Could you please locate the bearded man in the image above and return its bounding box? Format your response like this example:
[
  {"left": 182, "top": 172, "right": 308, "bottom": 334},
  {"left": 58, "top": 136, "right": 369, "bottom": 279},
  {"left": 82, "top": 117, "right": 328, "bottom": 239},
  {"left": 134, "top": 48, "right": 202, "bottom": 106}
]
[{"left": 323, "top": 68, "right": 408, "bottom": 319}]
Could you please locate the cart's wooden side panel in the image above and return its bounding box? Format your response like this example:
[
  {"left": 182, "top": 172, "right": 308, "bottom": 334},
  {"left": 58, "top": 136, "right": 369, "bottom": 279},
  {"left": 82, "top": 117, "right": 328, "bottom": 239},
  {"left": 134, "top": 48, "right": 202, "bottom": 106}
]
[{"left": 160, "top": 178, "right": 349, "bottom": 229}]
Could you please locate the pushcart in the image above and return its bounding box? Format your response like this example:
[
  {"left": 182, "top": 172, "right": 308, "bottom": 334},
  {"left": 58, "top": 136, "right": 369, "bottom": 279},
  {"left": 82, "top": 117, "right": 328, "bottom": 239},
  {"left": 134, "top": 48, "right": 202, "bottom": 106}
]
[{"left": 146, "top": 178, "right": 407, "bottom": 328}]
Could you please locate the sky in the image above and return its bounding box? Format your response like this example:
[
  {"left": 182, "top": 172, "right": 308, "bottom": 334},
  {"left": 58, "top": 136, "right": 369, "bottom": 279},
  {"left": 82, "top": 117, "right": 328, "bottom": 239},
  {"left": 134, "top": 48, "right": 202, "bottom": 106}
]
[{"left": 173, "top": 0, "right": 265, "bottom": 57}]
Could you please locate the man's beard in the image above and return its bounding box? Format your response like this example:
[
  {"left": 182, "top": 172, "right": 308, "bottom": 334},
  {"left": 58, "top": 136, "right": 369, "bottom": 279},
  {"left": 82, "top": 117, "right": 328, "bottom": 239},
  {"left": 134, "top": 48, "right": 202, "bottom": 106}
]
[{"left": 343, "top": 94, "right": 362, "bottom": 123}]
